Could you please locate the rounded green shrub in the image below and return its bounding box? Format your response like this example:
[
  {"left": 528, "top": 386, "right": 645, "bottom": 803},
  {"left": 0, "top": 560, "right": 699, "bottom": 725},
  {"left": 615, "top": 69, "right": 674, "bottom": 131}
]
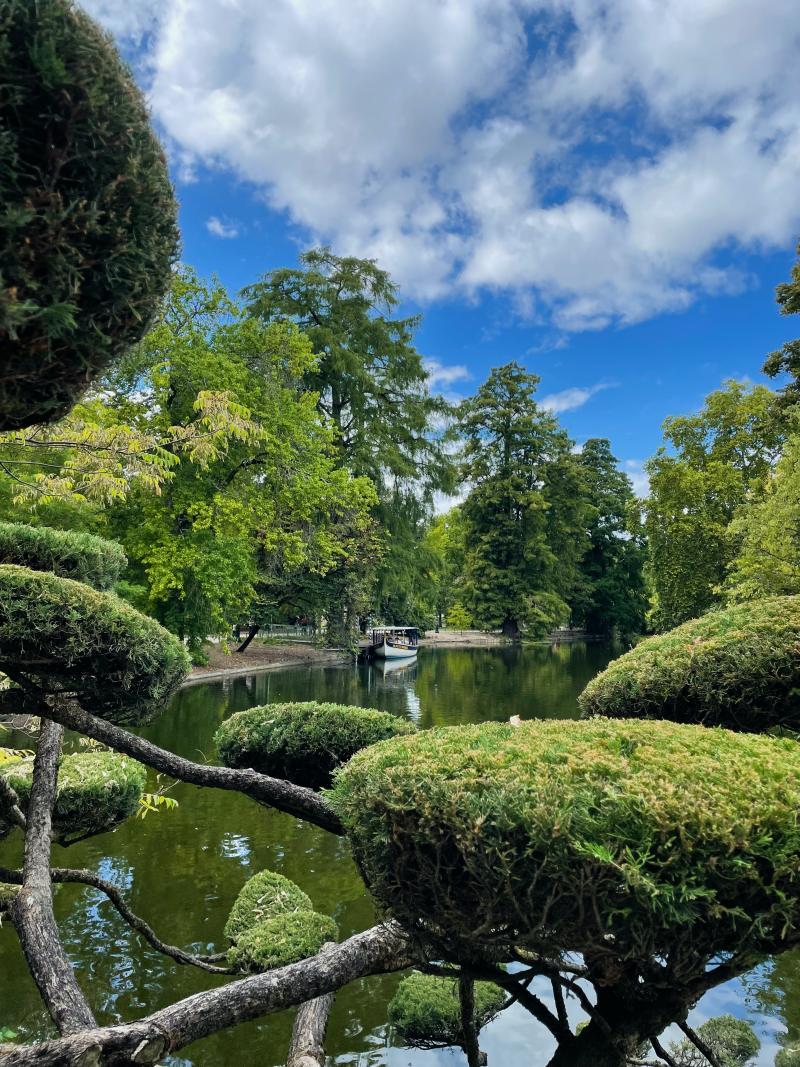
[
  {"left": 330, "top": 719, "right": 800, "bottom": 965},
  {"left": 0, "top": 750, "right": 146, "bottom": 840},
  {"left": 0, "top": 523, "right": 126, "bottom": 589},
  {"left": 224, "top": 870, "right": 313, "bottom": 943},
  {"left": 668, "top": 1014, "right": 759, "bottom": 1066},
  {"left": 0, "top": 0, "right": 178, "bottom": 431},
  {"left": 388, "top": 972, "right": 505, "bottom": 1049},
  {"left": 215, "top": 702, "right": 416, "bottom": 789},
  {"left": 578, "top": 596, "right": 800, "bottom": 732},
  {"left": 0, "top": 566, "right": 190, "bottom": 724},
  {"left": 777, "top": 1047, "right": 800, "bottom": 1066},
  {"left": 227, "top": 911, "right": 338, "bottom": 974}
]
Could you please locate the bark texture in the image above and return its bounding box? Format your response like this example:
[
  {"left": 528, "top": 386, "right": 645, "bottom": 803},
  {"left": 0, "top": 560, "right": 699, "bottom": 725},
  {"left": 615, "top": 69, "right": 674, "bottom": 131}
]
[
  {"left": 9, "top": 720, "right": 95, "bottom": 1035},
  {"left": 286, "top": 944, "right": 335, "bottom": 1067},
  {"left": 0, "top": 923, "right": 411, "bottom": 1066}
]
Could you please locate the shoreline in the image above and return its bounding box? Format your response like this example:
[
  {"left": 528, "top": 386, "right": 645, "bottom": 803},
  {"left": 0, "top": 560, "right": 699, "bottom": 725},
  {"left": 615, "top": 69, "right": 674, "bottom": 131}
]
[{"left": 183, "top": 642, "right": 350, "bottom": 686}]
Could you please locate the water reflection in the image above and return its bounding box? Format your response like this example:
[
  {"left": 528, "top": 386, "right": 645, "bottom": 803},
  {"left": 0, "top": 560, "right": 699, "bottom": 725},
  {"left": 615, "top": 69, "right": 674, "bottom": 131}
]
[{"left": 0, "top": 644, "right": 793, "bottom": 1065}]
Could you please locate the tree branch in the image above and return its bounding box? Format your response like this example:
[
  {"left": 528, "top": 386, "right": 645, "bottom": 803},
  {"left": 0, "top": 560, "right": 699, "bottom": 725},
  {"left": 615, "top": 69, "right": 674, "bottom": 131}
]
[
  {"left": 676, "top": 1021, "right": 723, "bottom": 1067},
  {"left": 286, "top": 943, "right": 336, "bottom": 1067},
  {"left": 3, "top": 693, "right": 343, "bottom": 835},
  {"left": 9, "top": 719, "right": 96, "bottom": 1034},
  {"left": 0, "top": 774, "right": 26, "bottom": 830},
  {"left": 0, "top": 923, "right": 412, "bottom": 1066},
  {"left": 0, "top": 866, "right": 234, "bottom": 976},
  {"left": 650, "top": 1035, "right": 680, "bottom": 1067}
]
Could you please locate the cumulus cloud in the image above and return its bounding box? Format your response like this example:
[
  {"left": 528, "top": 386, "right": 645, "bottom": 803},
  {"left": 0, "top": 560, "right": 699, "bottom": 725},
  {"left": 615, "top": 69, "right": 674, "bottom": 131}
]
[
  {"left": 539, "top": 383, "right": 611, "bottom": 414},
  {"left": 89, "top": 0, "right": 800, "bottom": 329},
  {"left": 206, "top": 216, "right": 240, "bottom": 239},
  {"left": 423, "top": 359, "right": 471, "bottom": 392}
]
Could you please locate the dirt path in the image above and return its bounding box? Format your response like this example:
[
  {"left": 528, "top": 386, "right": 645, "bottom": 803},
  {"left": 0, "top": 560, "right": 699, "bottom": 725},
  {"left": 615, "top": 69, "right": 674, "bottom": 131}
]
[
  {"left": 420, "top": 629, "right": 508, "bottom": 647},
  {"left": 184, "top": 642, "right": 349, "bottom": 685}
]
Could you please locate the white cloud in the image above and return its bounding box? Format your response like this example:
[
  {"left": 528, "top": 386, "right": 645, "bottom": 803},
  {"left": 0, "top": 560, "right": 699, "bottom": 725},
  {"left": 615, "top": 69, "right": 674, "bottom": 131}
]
[
  {"left": 206, "top": 216, "right": 240, "bottom": 239},
  {"left": 623, "top": 459, "right": 650, "bottom": 497},
  {"left": 90, "top": 0, "right": 800, "bottom": 328},
  {"left": 423, "top": 359, "right": 471, "bottom": 392},
  {"left": 539, "top": 383, "right": 610, "bottom": 414}
]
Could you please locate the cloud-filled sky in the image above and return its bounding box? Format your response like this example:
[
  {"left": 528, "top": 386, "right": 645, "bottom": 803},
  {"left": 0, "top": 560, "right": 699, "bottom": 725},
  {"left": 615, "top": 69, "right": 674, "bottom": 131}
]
[{"left": 83, "top": 0, "right": 800, "bottom": 488}]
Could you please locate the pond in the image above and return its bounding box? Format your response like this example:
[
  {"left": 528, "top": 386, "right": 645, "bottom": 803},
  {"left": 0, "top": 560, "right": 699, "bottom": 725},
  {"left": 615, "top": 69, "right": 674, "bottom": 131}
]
[{"left": 0, "top": 643, "right": 796, "bottom": 1065}]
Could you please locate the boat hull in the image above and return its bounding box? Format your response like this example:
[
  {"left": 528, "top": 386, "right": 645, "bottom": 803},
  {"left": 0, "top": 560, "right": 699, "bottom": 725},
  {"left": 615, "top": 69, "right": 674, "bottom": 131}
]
[{"left": 374, "top": 640, "right": 418, "bottom": 660}]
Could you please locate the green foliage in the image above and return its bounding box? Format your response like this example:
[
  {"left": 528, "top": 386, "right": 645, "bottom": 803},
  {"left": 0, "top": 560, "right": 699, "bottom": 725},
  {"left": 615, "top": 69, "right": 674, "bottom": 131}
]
[
  {"left": 388, "top": 972, "right": 505, "bottom": 1049},
  {"left": 764, "top": 240, "right": 800, "bottom": 408},
  {"left": 642, "top": 380, "right": 783, "bottom": 630},
  {"left": 0, "top": 566, "right": 190, "bottom": 724},
  {"left": 578, "top": 596, "right": 800, "bottom": 731},
  {"left": 573, "top": 439, "right": 647, "bottom": 638},
  {"left": 725, "top": 427, "right": 800, "bottom": 601},
  {"left": 227, "top": 911, "right": 338, "bottom": 974},
  {"left": 224, "top": 870, "right": 313, "bottom": 943},
  {"left": 0, "top": 750, "right": 146, "bottom": 841},
  {"left": 97, "top": 269, "right": 379, "bottom": 649},
  {"left": 458, "top": 362, "right": 586, "bottom": 639},
  {"left": 0, "top": 0, "right": 178, "bottom": 431},
  {"left": 216, "top": 702, "right": 416, "bottom": 789},
  {"left": 330, "top": 718, "right": 800, "bottom": 966},
  {"left": 667, "top": 1014, "right": 759, "bottom": 1066},
  {"left": 776, "top": 1047, "right": 800, "bottom": 1066},
  {"left": 0, "top": 522, "right": 125, "bottom": 589},
  {"left": 243, "top": 248, "right": 453, "bottom": 625},
  {"left": 445, "top": 602, "right": 472, "bottom": 631}
]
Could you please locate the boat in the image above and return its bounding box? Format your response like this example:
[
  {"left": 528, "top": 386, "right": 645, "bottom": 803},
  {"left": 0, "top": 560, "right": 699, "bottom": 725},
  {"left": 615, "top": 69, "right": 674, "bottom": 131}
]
[{"left": 370, "top": 626, "right": 419, "bottom": 660}]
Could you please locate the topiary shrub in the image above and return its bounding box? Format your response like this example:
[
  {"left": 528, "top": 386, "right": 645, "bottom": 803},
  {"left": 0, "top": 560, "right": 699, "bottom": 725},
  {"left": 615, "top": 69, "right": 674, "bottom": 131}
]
[
  {"left": 0, "top": 0, "right": 179, "bottom": 431},
  {"left": 0, "top": 750, "right": 146, "bottom": 841},
  {"left": 329, "top": 719, "right": 800, "bottom": 966},
  {"left": 215, "top": 702, "right": 416, "bottom": 789},
  {"left": 0, "top": 566, "right": 190, "bottom": 724},
  {"left": 0, "top": 523, "right": 126, "bottom": 589},
  {"left": 388, "top": 972, "right": 505, "bottom": 1049},
  {"left": 227, "top": 911, "right": 338, "bottom": 974},
  {"left": 224, "top": 870, "right": 313, "bottom": 943},
  {"left": 578, "top": 596, "right": 800, "bottom": 732}
]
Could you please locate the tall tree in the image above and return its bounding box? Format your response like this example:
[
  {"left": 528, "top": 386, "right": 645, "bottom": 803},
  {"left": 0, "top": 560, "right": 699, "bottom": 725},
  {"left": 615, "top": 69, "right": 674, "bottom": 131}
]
[
  {"left": 764, "top": 240, "right": 800, "bottom": 407},
  {"left": 458, "top": 362, "right": 587, "bottom": 639},
  {"left": 574, "top": 439, "right": 647, "bottom": 638},
  {"left": 643, "top": 380, "right": 783, "bottom": 630},
  {"left": 242, "top": 248, "right": 454, "bottom": 622}
]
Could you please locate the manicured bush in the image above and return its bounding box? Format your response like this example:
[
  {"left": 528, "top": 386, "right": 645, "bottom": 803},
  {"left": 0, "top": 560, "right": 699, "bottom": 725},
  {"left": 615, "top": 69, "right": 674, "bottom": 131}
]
[
  {"left": 388, "top": 972, "right": 505, "bottom": 1048},
  {"left": 0, "top": 0, "right": 178, "bottom": 431},
  {"left": 216, "top": 702, "right": 416, "bottom": 788},
  {"left": 329, "top": 719, "right": 800, "bottom": 965},
  {"left": 0, "top": 750, "right": 146, "bottom": 840},
  {"left": 224, "top": 870, "right": 313, "bottom": 943},
  {"left": 0, "top": 523, "right": 126, "bottom": 589},
  {"left": 227, "top": 911, "right": 338, "bottom": 974},
  {"left": 578, "top": 596, "right": 800, "bottom": 732},
  {"left": 776, "top": 1047, "right": 800, "bottom": 1066},
  {"left": 0, "top": 566, "right": 190, "bottom": 724}
]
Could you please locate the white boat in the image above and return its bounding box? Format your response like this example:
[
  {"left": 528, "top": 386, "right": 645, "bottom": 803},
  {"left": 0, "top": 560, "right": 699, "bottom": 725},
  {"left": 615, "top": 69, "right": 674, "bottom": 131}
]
[{"left": 370, "top": 626, "right": 419, "bottom": 660}]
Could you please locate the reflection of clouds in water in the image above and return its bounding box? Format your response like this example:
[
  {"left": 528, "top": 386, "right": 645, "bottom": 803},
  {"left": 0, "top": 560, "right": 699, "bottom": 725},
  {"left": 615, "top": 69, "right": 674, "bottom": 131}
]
[
  {"left": 218, "top": 833, "right": 252, "bottom": 863},
  {"left": 405, "top": 688, "right": 422, "bottom": 723}
]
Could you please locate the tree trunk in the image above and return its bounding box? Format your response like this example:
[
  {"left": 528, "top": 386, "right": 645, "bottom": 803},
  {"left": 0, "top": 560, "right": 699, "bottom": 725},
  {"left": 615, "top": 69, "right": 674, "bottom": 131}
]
[
  {"left": 286, "top": 945, "right": 335, "bottom": 1067},
  {"left": 501, "top": 617, "right": 520, "bottom": 640},
  {"left": 458, "top": 975, "right": 486, "bottom": 1067},
  {"left": 235, "top": 624, "right": 260, "bottom": 653}
]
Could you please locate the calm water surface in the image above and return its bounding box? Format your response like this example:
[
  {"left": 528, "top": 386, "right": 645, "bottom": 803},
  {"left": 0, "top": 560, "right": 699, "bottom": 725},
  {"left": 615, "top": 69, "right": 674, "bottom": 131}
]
[{"left": 0, "top": 644, "right": 796, "bottom": 1065}]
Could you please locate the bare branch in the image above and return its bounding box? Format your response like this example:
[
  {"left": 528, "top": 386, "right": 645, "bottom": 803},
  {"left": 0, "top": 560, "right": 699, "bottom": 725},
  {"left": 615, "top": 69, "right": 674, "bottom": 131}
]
[
  {"left": 286, "top": 943, "right": 336, "bottom": 1067},
  {"left": 676, "top": 1021, "right": 723, "bottom": 1067},
  {"left": 0, "top": 866, "right": 234, "bottom": 976},
  {"left": 1, "top": 692, "right": 344, "bottom": 835}
]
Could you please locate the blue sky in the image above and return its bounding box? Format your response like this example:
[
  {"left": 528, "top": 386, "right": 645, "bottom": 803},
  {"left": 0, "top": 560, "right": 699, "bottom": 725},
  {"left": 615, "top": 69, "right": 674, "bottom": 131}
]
[{"left": 84, "top": 0, "right": 800, "bottom": 492}]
